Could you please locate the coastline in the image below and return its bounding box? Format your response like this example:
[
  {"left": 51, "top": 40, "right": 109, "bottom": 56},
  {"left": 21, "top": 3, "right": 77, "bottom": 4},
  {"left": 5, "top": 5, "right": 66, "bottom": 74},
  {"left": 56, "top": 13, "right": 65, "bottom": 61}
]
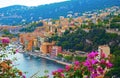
[{"left": 20, "top": 52, "right": 72, "bottom": 66}]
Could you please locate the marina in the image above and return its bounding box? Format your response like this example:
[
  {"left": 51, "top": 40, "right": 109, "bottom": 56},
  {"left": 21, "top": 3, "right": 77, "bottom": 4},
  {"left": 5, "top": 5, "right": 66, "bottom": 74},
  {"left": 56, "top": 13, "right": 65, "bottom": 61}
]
[{"left": 14, "top": 53, "right": 65, "bottom": 78}]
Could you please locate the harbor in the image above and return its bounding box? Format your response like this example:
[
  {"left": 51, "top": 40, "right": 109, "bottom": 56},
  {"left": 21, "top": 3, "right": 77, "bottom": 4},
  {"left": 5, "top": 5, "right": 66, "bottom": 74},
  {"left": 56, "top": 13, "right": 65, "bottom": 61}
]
[
  {"left": 23, "top": 52, "right": 72, "bottom": 66},
  {"left": 14, "top": 53, "right": 65, "bottom": 78}
]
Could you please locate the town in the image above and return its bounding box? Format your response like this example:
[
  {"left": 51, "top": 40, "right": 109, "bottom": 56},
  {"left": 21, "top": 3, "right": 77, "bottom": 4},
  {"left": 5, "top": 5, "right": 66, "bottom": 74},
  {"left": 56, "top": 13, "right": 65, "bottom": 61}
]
[
  {"left": 0, "top": 1, "right": 120, "bottom": 77},
  {"left": 0, "top": 6, "right": 119, "bottom": 63}
]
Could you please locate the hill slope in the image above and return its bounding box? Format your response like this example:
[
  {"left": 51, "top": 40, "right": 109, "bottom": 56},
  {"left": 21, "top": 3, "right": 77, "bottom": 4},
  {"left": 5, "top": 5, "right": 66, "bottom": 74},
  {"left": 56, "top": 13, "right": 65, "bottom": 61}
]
[{"left": 0, "top": 0, "right": 120, "bottom": 25}]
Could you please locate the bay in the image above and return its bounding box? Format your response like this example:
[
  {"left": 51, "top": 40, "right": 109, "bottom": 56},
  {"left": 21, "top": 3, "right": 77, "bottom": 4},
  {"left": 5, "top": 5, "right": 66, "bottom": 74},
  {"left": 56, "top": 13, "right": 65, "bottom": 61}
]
[{"left": 13, "top": 53, "right": 64, "bottom": 78}]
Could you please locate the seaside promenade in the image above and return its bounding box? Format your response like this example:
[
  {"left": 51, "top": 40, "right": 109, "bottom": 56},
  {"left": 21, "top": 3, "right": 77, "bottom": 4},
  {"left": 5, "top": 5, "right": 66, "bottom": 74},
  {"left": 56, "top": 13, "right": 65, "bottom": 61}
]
[{"left": 21, "top": 52, "right": 72, "bottom": 66}]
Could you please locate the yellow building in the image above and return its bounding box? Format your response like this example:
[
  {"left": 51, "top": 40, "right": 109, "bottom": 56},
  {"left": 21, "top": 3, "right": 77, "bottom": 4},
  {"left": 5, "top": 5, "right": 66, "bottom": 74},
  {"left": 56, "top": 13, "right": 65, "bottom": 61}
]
[{"left": 33, "top": 39, "right": 37, "bottom": 47}]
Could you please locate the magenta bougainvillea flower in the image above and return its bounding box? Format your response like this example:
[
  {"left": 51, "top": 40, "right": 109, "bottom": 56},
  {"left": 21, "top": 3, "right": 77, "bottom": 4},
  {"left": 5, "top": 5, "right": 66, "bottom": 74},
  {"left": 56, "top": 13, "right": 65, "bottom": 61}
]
[
  {"left": 91, "top": 59, "right": 98, "bottom": 65},
  {"left": 101, "top": 52, "right": 106, "bottom": 58},
  {"left": 52, "top": 51, "right": 113, "bottom": 78},
  {"left": 106, "top": 61, "right": 113, "bottom": 68},
  {"left": 97, "top": 66, "right": 104, "bottom": 74},
  {"left": 100, "top": 59, "right": 106, "bottom": 64},
  {"left": 22, "top": 75, "right": 26, "bottom": 78},
  {"left": 74, "top": 61, "right": 80, "bottom": 66},
  {"left": 87, "top": 51, "right": 98, "bottom": 59},
  {"left": 91, "top": 70, "right": 99, "bottom": 78},
  {"left": 52, "top": 71, "right": 57, "bottom": 75},
  {"left": 65, "top": 65, "right": 71, "bottom": 71},
  {"left": 15, "top": 49, "right": 19, "bottom": 53},
  {"left": 1, "top": 37, "right": 10, "bottom": 44},
  {"left": 57, "top": 68, "right": 64, "bottom": 73}
]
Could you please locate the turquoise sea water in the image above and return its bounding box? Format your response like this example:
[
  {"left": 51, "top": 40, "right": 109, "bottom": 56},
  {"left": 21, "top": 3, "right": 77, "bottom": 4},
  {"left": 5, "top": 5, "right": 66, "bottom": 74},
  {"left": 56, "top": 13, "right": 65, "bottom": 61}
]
[{"left": 14, "top": 53, "right": 64, "bottom": 78}]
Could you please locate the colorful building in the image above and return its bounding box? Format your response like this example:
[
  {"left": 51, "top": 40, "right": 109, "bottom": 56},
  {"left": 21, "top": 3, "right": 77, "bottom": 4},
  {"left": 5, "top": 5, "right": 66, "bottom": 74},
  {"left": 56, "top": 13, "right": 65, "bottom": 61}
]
[
  {"left": 19, "top": 32, "right": 45, "bottom": 51},
  {"left": 50, "top": 46, "right": 62, "bottom": 58},
  {"left": 40, "top": 42, "right": 55, "bottom": 54}
]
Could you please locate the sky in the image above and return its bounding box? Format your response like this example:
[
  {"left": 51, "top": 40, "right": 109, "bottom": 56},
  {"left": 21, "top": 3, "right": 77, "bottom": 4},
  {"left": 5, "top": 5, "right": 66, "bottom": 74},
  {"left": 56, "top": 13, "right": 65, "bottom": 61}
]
[{"left": 0, "top": 0, "right": 68, "bottom": 8}]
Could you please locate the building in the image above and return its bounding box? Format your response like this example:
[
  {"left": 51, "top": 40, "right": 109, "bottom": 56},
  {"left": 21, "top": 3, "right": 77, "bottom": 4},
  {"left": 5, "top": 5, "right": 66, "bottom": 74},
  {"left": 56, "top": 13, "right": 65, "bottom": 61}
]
[
  {"left": 40, "top": 42, "right": 55, "bottom": 54},
  {"left": 98, "top": 45, "right": 110, "bottom": 58},
  {"left": 19, "top": 32, "right": 45, "bottom": 51},
  {"left": 50, "top": 46, "right": 62, "bottom": 58}
]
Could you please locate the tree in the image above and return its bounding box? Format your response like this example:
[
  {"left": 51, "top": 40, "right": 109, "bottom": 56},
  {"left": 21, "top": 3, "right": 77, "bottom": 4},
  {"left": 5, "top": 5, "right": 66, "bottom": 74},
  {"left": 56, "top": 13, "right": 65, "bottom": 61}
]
[
  {"left": 75, "top": 56, "right": 86, "bottom": 62},
  {"left": 57, "top": 54, "right": 63, "bottom": 59},
  {"left": 64, "top": 55, "right": 73, "bottom": 62},
  {"left": 61, "top": 41, "right": 69, "bottom": 50},
  {"left": 2, "top": 29, "right": 10, "bottom": 35}
]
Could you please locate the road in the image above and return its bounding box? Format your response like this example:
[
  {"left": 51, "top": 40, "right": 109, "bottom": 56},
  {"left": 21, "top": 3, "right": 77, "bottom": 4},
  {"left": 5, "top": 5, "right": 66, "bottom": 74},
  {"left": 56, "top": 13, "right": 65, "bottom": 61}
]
[{"left": 106, "top": 29, "right": 120, "bottom": 35}]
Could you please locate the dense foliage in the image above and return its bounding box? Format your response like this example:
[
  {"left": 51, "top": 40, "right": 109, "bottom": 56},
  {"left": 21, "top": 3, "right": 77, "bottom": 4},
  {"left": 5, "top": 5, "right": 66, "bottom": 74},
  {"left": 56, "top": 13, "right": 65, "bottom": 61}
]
[
  {"left": 110, "top": 14, "right": 120, "bottom": 30},
  {"left": 50, "top": 28, "right": 120, "bottom": 53},
  {"left": 1, "top": 29, "right": 14, "bottom": 38},
  {"left": 20, "top": 21, "right": 43, "bottom": 32}
]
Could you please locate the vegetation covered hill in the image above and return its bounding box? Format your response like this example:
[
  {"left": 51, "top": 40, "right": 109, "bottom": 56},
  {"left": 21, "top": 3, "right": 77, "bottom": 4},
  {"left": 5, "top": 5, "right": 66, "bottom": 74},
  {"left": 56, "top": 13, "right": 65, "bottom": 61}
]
[
  {"left": 49, "top": 14, "right": 120, "bottom": 53},
  {"left": 0, "top": 0, "right": 120, "bottom": 25},
  {"left": 50, "top": 28, "right": 120, "bottom": 52}
]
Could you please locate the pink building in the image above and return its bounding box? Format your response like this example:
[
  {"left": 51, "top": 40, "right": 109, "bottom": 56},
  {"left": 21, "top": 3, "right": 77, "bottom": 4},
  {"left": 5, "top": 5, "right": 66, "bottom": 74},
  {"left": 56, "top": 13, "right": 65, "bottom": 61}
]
[{"left": 50, "top": 46, "right": 62, "bottom": 58}]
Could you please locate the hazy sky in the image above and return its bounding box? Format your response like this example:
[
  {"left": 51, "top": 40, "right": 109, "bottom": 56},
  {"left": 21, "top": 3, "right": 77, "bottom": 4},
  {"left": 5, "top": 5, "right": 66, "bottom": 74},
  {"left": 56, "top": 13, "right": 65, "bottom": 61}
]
[{"left": 0, "top": 0, "right": 68, "bottom": 8}]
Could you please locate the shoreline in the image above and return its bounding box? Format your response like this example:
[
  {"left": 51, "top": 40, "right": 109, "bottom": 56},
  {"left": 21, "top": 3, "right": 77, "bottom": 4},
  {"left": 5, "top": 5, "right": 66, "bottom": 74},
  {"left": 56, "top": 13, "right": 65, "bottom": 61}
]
[{"left": 21, "top": 52, "right": 72, "bottom": 66}]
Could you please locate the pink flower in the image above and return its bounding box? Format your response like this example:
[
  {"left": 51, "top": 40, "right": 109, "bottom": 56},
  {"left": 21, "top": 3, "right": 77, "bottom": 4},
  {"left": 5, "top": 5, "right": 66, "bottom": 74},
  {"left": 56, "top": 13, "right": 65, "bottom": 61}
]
[
  {"left": 87, "top": 51, "right": 98, "bottom": 59},
  {"left": 57, "top": 68, "right": 64, "bottom": 73},
  {"left": 100, "top": 52, "right": 106, "bottom": 58},
  {"left": 83, "top": 60, "right": 91, "bottom": 67},
  {"left": 97, "top": 67, "right": 103, "bottom": 74},
  {"left": 91, "top": 70, "right": 99, "bottom": 78},
  {"left": 1, "top": 37, "right": 10, "bottom": 44},
  {"left": 100, "top": 59, "right": 106, "bottom": 64},
  {"left": 22, "top": 75, "right": 26, "bottom": 78},
  {"left": 84, "top": 59, "right": 98, "bottom": 67},
  {"left": 106, "top": 61, "right": 113, "bottom": 68},
  {"left": 91, "top": 73, "right": 99, "bottom": 78},
  {"left": 74, "top": 65, "right": 80, "bottom": 71},
  {"left": 51, "top": 51, "right": 113, "bottom": 78},
  {"left": 91, "top": 59, "right": 98, "bottom": 65},
  {"left": 74, "top": 61, "right": 80, "bottom": 66},
  {"left": 65, "top": 65, "right": 71, "bottom": 71},
  {"left": 60, "top": 73, "right": 64, "bottom": 77},
  {"left": 15, "top": 49, "right": 19, "bottom": 53},
  {"left": 52, "top": 71, "right": 57, "bottom": 75},
  {"left": 88, "top": 66, "right": 94, "bottom": 72}
]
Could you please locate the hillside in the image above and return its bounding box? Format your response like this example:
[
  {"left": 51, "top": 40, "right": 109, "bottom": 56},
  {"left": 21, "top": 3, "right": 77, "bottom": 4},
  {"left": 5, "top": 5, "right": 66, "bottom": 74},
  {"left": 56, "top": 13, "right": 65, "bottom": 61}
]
[{"left": 0, "top": 0, "right": 120, "bottom": 25}]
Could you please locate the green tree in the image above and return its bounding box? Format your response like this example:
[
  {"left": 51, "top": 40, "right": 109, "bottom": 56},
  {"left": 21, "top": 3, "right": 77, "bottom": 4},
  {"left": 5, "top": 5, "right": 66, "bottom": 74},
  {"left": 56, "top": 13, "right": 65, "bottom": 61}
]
[
  {"left": 75, "top": 56, "right": 86, "bottom": 62},
  {"left": 57, "top": 54, "right": 63, "bottom": 59},
  {"left": 2, "top": 29, "right": 10, "bottom": 35},
  {"left": 64, "top": 55, "right": 73, "bottom": 62},
  {"left": 61, "top": 41, "right": 69, "bottom": 50}
]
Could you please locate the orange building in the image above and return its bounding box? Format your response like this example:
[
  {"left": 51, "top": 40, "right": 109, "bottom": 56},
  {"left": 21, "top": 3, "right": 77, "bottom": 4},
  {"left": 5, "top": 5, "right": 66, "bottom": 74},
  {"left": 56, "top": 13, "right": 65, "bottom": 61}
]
[
  {"left": 19, "top": 32, "right": 44, "bottom": 51},
  {"left": 40, "top": 42, "right": 55, "bottom": 54},
  {"left": 26, "top": 39, "right": 33, "bottom": 51}
]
